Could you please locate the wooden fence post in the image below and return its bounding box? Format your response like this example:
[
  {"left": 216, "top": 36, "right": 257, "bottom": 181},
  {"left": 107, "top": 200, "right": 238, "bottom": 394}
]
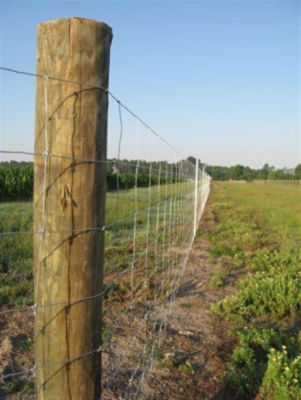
[
  {"left": 34, "top": 17, "right": 112, "bottom": 399},
  {"left": 193, "top": 158, "right": 199, "bottom": 236}
]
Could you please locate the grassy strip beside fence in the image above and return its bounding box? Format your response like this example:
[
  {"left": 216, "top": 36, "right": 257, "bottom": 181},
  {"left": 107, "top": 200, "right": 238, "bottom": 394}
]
[{"left": 203, "top": 182, "right": 301, "bottom": 400}]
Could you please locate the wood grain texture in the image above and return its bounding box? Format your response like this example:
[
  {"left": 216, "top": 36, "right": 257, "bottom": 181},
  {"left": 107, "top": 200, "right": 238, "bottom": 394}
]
[{"left": 34, "top": 17, "right": 112, "bottom": 400}]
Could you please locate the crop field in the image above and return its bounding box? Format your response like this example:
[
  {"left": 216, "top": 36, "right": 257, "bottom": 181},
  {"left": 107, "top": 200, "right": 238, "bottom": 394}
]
[
  {"left": 204, "top": 182, "right": 301, "bottom": 400},
  {"left": 0, "top": 181, "right": 300, "bottom": 399}
]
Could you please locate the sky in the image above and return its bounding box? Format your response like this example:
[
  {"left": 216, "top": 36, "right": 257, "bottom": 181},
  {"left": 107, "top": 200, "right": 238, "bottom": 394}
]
[{"left": 0, "top": 0, "right": 300, "bottom": 168}]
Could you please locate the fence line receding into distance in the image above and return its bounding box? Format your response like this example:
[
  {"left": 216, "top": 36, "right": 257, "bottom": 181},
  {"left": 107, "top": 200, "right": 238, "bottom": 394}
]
[{"left": 0, "top": 19, "right": 211, "bottom": 399}]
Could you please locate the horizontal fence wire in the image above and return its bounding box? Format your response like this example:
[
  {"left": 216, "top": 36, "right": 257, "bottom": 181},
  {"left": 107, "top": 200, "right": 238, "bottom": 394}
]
[
  {"left": 0, "top": 149, "right": 171, "bottom": 172},
  {"left": 0, "top": 65, "right": 211, "bottom": 399},
  {"left": 0, "top": 66, "right": 186, "bottom": 159}
]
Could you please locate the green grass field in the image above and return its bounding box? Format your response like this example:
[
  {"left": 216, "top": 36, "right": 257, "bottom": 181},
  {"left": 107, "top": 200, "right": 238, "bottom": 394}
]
[{"left": 204, "top": 182, "right": 301, "bottom": 400}]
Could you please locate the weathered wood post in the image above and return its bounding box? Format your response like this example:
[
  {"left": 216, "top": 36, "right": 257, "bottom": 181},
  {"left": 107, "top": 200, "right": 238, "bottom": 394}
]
[{"left": 34, "top": 17, "right": 112, "bottom": 399}]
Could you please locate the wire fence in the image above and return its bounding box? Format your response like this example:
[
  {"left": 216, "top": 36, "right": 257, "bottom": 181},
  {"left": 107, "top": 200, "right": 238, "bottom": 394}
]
[{"left": 0, "top": 66, "right": 211, "bottom": 399}]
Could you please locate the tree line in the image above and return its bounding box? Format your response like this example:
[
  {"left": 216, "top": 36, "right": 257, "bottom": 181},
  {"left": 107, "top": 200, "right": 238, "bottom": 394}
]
[
  {"left": 1, "top": 159, "right": 300, "bottom": 201},
  {"left": 186, "top": 157, "right": 301, "bottom": 182},
  {"left": 206, "top": 163, "right": 301, "bottom": 182}
]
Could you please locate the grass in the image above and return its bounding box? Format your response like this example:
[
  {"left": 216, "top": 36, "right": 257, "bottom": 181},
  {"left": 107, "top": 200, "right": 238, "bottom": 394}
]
[
  {"left": 203, "top": 182, "right": 301, "bottom": 400},
  {"left": 0, "top": 202, "right": 33, "bottom": 306},
  {"left": 0, "top": 181, "right": 195, "bottom": 308},
  {"left": 209, "top": 271, "right": 225, "bottom": 288}
]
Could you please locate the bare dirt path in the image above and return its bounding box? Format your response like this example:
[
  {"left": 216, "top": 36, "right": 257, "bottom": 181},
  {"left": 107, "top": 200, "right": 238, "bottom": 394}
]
[{"left": 146, "top": 199, "right": 236, "bottom": 400}]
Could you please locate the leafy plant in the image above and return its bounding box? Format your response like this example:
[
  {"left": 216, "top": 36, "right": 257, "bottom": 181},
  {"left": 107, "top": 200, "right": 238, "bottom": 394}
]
[{"left": 261, "top": 347, "right": 301, "bottom": 400}]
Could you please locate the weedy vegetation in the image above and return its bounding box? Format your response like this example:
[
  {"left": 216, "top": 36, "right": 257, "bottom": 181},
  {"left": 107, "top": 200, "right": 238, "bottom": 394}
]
[{"left": 203, "top": 182, "right": 301, "bottom": 400}]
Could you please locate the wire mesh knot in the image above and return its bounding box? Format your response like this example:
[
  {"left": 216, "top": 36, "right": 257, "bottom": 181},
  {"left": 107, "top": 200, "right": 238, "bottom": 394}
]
[
  {"left": 32, "top": 304, "right": 37, "bottom": 316},
  {"left": 39, "top": 227, "right": 46, "bottom": 236},
  {"left": 31, "top": 365, "right": 37, "bottom": 378},
  {"left": 42, "top": 150, "right": 50, "bottom": 159}
]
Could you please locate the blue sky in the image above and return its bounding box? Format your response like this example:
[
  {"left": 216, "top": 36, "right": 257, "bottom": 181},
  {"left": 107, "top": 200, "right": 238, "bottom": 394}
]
[{"left": 0, "top": 0, "right": 300, "bottom": 168}]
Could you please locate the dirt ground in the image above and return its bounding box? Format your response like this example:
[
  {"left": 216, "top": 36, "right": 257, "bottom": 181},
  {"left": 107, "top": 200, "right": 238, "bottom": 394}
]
[
  {"left": 0, "top": 310, "right": 34, "bottom": 399},
  {"left": 140, "top": 202, "right": 237, "bottom": 400}
]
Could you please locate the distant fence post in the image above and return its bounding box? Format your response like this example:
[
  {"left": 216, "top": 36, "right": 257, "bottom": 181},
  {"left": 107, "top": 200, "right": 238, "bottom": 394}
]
[
  {"left": 203, "top": 166, "right": 207, "bottom": 213},
  {"left": 193, "top": 158, "right": 199, "bottom": 236},
  {"left": 34, "top": 17, "right": 112, "bottom": 399}
]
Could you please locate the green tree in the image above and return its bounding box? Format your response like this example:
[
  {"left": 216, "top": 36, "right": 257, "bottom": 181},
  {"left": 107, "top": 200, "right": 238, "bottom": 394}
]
[
  {"left": 230, "top": 164, "right": 244, "bottom": 180},
  {"left": 187, "top": 156, "right": 196, "bottom": 166},
  {"left": 294, "top": 164, "right": 301, "bottom": 179}
]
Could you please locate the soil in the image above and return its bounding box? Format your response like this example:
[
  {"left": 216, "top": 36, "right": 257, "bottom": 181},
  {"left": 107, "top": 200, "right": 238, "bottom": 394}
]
[
  {"left": 0, "top": 310, "right": 34, "bottom": 399},
  {"left": 139, "top": 201, "right": 237, "bottom": 400}
]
